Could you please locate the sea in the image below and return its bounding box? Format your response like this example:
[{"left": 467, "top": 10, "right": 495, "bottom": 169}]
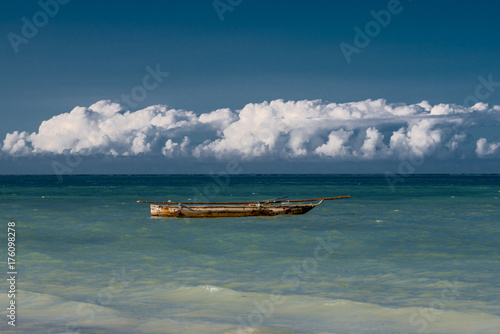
[{"left": 0, "top": 174, "right": 499, "bottom": 334}]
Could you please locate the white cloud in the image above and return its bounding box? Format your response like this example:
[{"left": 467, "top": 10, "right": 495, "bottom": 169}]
[
  {"left": 314, "top": 129, "right": 353, "bottom": 158},
  {"left": 2, "top": 99, "right": 500, "bottom": 162},
  {"left": 162, "top": 136, "right": 190, "bottom": 157},
  {"left": 2, "top": 131, "right": 32, "bottom": 156},
  {"left": 389, "top": 119, "right": 443, "bottom": 158},
  {"left": 130, "top": 132, "right": 151, "bottom": 155},
  {"left": 476, "top": 138, "right": 500, "bottom": 157},
  {"left": 359, "top": 127, "right": 388, "bottom": 159},
  {"left": 472, "top": 102, "right": 489, "bottom": 111},
  {"left": 446, "top": 134, "right": 467, "bottom": 152},
  {"left": 198, "top": 108, "right": 237, "bottom": 131},
  {"left": 2, "top": 101, "right": 218, "bottom": 157}
]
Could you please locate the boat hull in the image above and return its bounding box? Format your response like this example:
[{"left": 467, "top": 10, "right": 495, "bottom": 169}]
[{"left": 150, "top": 203, "right": 317, "bottom": 218}]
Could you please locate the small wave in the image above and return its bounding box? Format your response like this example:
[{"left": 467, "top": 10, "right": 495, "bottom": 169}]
[
  {"left": 203, "top": 285, "right": 220, "bottom": 293},
  {"left": 7, "top": 284, "right": 500, "bottom": 333}
]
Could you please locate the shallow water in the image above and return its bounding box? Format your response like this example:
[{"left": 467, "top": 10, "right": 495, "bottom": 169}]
[{"left": 0, "top": 175, "right": 499, "bottom": 333}]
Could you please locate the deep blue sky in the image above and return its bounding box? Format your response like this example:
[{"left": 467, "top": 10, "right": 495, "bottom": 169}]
[{"left": 1, "top": 0, "right": 500, "bottom": 173}]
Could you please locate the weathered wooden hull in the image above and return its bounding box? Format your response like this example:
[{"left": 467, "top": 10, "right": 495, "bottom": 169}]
[
  {"left": 139, "top": 195, "right": 350, "bottom": 218},
  {"left": 150, "top": 203, "right": 318, "bottom": 218}
]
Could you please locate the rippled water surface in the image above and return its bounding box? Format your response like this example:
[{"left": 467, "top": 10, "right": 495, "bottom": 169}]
[{"left": 0, "top": 175, "right": 499, "bottom": 333}]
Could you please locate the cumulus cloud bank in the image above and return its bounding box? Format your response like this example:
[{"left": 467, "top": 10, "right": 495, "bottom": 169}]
[{"left": 2, "top": 99, "right": 500, "bottom": 161}]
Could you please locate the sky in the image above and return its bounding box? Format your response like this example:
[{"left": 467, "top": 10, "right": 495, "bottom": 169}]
[{"left": 1, "top": 0, "right": 499, "bottom": 174}]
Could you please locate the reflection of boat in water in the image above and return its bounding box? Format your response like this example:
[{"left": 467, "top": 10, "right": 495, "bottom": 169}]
[{"left": 137, "top": 196, "right": 350, "bottom": 218}]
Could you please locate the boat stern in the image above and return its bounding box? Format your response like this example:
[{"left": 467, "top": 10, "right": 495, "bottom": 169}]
[{"left": 150, "top": 204, "right": 180, "bottom": 217}]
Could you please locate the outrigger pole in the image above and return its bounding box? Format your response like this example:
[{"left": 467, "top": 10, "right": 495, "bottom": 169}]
[{"left": 137, "top": 195, "right": 350, "bottom": 205}]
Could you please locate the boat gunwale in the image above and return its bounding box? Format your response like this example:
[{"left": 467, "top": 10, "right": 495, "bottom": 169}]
[{"left": 151, "top": 202, "right": 322, "bottom": 209}]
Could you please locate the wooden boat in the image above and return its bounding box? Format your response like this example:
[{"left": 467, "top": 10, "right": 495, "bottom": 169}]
[{"left": 137, "top": 196, "right": 350, "bottom": 218}]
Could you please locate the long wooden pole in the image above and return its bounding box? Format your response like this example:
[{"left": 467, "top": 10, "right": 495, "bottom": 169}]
[
  {"left": 273, "top": 195, "right": 350, "bottom": 203},
  {"left": 137, "top": 195, "right": 350, "bottom": 205}
]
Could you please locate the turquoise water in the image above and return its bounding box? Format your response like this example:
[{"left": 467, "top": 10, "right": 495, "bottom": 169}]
[{"left": 1, "top": 175, "right": 499, "bottom": 333}]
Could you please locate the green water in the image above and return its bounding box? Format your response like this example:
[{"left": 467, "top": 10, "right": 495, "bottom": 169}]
[{"left": 0, "top": 175, "right": 499, "bottom": 333}]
